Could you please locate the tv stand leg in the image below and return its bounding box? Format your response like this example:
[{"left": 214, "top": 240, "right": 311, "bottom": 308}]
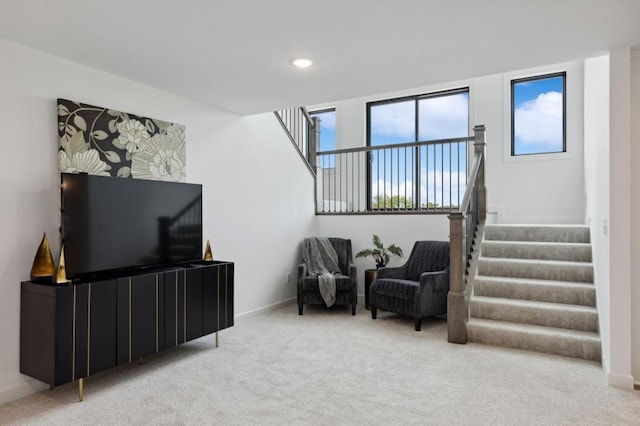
[
  {"left": 216, "top": 331, "right": 219, "bottom": 348},
  {"left": 138, "top": 358, "right": 144, "bottom": 365},
  {"left": 78, "top": 378, "right": 83, "bottom": 402}
]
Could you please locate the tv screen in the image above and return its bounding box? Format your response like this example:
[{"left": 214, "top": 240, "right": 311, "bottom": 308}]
[{"left": 61, "top": 173, "right": 203, "bottom": 279}]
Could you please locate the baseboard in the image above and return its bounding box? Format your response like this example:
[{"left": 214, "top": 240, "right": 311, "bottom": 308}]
[
  {"left": 0, "top": 373, "right": 47, "bottom": 405},
  {"left": 607, "top": 371, "right": 635, "bottom": 389},
  {"left": 235, "top": 297, "right": 296, "bottom": 321}
]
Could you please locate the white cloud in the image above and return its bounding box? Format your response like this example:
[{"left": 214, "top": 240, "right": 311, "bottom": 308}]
[
  {"left": 514, "top": 91, "right": 562, "bottom": 146},
  {"left": 370, "top": 101, "right": 415, "bottom": 139},
  {"left": 315, "top": 111, "right": 336, "bottom": 131},
  {"left": 370, "top": 93, "right": 469, "bottom": 142},
  {"left": 418, "top": 93, "right": 469, "bottom": 140}
]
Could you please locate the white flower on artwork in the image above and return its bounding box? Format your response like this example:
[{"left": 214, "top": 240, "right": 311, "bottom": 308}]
[
  {"left": 166, "top": 124, "right": 186, "bottom": 143},
  {"left": 116, "top": 119, "right": 150, "bottom": 153},
  {"left": 58, "top": 149, "right": 111, "bottom": 176},
  {"left": 131, "top": 134, "right": 186, "bottom": 182}
]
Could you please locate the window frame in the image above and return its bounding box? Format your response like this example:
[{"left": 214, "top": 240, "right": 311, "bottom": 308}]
[
  {"left": 510, "top": 71, "right": 567, "bottom": 157},
  {"left": 365, "top": 87, "right": 470, "bottom": 211}
]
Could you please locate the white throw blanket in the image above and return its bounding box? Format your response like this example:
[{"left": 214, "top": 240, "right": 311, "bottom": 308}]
[{"left": 302, "top": 237, "right": 341, "bottom": 307}]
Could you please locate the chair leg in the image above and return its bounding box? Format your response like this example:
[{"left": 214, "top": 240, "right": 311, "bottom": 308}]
[
  {"left": 415, "top": 318, "right": 421, "bottom": 331},
  {"left": 352, "top": 303, "right": 356, "bottom": 316},
  {"left": 298, "top": 304, "right": 303, "bottom": 315},
  {"left": 371, "top": 307, "right": 377, "bottom": 320}
]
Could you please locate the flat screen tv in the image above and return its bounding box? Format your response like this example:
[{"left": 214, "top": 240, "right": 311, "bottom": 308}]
[{"left": 61, "top": 173, "right": 203, "bottom": 280}]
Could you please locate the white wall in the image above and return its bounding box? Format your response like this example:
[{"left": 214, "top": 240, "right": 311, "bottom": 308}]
[
  {"left": 583, "top": 55, "right": 611, "bottom": 375},
  {"left": 607, "top": 48, "right": 634, "bottom": 388},
  {"left": 0, "top": 39, "right": 315, "bottom": 403},
  {"left": 190, "top": 114, "right": 317, "bottom": 314},
  {"left": 486, "top": 62, "right": 585, "bottom": 224},
  {"left": 629, "top": 50, "right": 640, "bottom": 386},
  {"left": 317, "top": 215, "right": 450, "bottom": 298}
]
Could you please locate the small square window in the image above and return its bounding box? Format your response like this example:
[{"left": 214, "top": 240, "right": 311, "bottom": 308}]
[{"left": 511, "top": 72, "right": 566, "bottom": 156}]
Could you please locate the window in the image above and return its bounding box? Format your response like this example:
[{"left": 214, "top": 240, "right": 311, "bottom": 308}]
[
  {"left": 511, "top": 72, "right": 566, "bottom": 156},
  {"left": 367, "top": 89, "right": 469, "bottom": 210},
  {"left": 309, "top": 108, "right": 336, "bottom": 152}
]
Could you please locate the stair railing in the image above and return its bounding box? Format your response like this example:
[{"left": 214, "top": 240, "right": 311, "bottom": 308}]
[
  {"left": 447, "top": 125, "right": 486, "bottom": 344},
  {"left": 274, "top": 107, "right": 318, "bottom": 177}
]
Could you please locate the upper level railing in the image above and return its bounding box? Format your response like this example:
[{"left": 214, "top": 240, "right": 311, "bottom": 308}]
[
  {"left": 447, "top": 125, "right": 486, "bottom": 344},
  {"left": 313, "top": 136, "right": 473, "bottom": 214},
  {"left": 274, "top": 107, "right": 317, "bottom": 176}
]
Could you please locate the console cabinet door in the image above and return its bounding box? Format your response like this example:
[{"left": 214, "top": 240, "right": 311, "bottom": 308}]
[
  {"left": 219, "top": 263, "right": 235, "bottom": 331},
  {"left": 116, "top": 273, "right": 160, "bottom": 364},
  {"left": 20, "top": 282, "right": 74, "bottom": 387},
  {"left": 185, "top": 268, "right": 203, "bottom": 341},
  {"left": 162, "top": 269, "right": 185, "bottom": 350},
  {"left": 202, "top": 265, "right": 219, "bottom": 335},
  {"left": 130, "top": 273, "right": 159, "bottom": 360},
  {"left": 87, "top": 279, "right": 117, "bottom": 376}
]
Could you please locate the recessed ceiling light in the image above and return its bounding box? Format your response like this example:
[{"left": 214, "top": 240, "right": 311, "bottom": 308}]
[{"left": 291, "top": 58, "right": 313, "bottom": 68}]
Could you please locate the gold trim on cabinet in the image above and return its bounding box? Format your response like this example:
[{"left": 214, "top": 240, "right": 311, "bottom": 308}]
[
  {"left": 225, "top": 265, "right": 228, "bottom": 329},
  {"left": 129, "top": 277, "right": 132, "bottom": 363},
  {"left": 155, "top": 275, "right": 159, "bottom": 353},
  {"left": 72, "top": 285, "right": 76, "bottom": 381},
  {"left": 87, "top": 284, "right": 91, "bottom": 376},
  {"left": 183, "top": 271, "right": 187, "bottom": 343},
  {"left": 175, "top": 271, "right": 178, "bottom": 346}
]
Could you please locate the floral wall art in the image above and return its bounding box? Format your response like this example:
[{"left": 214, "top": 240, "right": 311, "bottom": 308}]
[{"left": 57, "top": 98, "right": 186, "bottom": 182}]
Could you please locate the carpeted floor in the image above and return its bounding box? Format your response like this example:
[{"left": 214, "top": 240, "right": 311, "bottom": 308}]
[{"left": 1, "top": 303, "right": 639, "bottom": 425}]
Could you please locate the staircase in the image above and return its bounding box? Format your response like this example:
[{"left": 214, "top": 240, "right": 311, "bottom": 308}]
[{"left": 466, "top": 224, "right": 601, "bottom": 362}]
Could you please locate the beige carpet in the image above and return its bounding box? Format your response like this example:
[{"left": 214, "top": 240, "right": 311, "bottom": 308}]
[{"left": 1, "top": 303, "right": 638, "bottom": 425}]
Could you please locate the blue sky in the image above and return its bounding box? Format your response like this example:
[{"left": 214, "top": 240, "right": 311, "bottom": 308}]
[
  {"left": 311, "top": 110, "right": 336, "bottom": 152},
  {"left": 513, "top": 75, "right": 564, "bottom": 155}
]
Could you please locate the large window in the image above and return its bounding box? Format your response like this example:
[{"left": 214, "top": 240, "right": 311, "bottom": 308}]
[
  {"left": 367, "top": 89, "right": 469, "bottom": 210},
  {"left": 511, "top": 72, "right": 566, "bottom": 156}
]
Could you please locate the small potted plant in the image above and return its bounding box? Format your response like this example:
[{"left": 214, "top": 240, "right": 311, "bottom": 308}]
[{"left": 355, "top": 235, "right": 403, "bottom": 268}]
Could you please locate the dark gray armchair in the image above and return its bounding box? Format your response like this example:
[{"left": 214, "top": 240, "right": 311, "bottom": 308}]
[
  {"left": 297, "top": 238, "right": 357, "bottom": 315},
  {"left": 369, "top": 241, "right": 450, "bottom": 331}
]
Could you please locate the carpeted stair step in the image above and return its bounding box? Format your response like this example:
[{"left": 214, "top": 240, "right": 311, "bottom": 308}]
[
  {"left": 484, "top": 225, "right": 590, "bottom": 243},
  {"left": 469, "top": 296, "right": 598, "bottom": 332},
  {"left": 467, "top": 318, "right": 601, "bottom": 361},
  {"left": 474, "top": 276, "right": 596, "bottom": 306},
  {"left": 481, "top": 241, "right": 592, "bottom": 262},
  {"left": 477, "top": 257, "right": 593, "bottom": 283}
]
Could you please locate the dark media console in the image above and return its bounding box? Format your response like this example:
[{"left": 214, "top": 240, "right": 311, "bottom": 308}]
[{"left": 20, "top": 260, "right": 233, "bottom": 401}]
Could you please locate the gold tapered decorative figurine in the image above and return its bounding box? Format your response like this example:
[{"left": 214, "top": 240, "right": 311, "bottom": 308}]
[
  {"left": 203, "top": 239, "right": 213, "bottom": 261},
  {"left": 30, "top": 233, "right": 56, "bottom": 282},
  {"left": 55, "top": 245, "right": 71, "bottom": 284}
]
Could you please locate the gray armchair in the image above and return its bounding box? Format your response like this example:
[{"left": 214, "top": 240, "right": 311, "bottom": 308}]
[
  {"left": 369, "top": 240, "right": 450, "bottom": 331},
  {"left": 297, "top": 238, "right": 357, "bottom": 315}
]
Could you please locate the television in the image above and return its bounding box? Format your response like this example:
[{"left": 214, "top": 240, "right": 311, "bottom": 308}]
[{"left": 61, "top": 173, "right": 203, "bottom": 280}]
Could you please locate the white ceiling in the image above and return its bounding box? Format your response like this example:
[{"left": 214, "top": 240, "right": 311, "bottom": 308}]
[{"left": 1, "top": 0, "right": 639, "bottom": 115}]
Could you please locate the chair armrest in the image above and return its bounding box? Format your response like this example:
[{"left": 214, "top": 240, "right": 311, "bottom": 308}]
[
  {"left": 418, "top": 268, "right": 449, "bottom": 297},
  {"left": 418, "top": 268, "right": 450, "bottom": 291},
  {"left": 415, "top": 268, "right": 450, "bottom": 317},
  {"left": 297, "top": 263, "right": 308, "bottom": 285},
  {"left": 376, "top": 266, "right": 408, "bottom": 280},
  {"left": 348, "top": 263, "right": 357, "bottom": 284}
]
